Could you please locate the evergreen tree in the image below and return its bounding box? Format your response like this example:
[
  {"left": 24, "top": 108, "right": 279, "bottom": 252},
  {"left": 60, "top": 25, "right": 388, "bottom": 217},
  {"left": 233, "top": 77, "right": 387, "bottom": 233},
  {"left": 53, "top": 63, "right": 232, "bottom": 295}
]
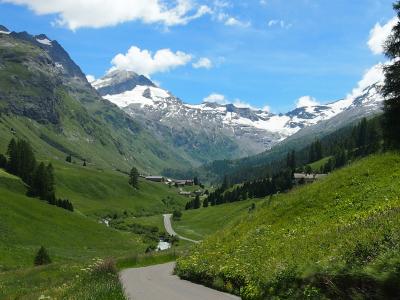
[
  {"left": 6, "top": 139, "right": 36, "bottom": 184},
  {"left": 221, "top": 175, "right": 229, "bottom": 191},
  {"left": 83, "top": 159, "right": 87, "bottom": 167},
  {"left": 193, "top": 176, "right": 199, "bottom": 185},
  {"left": 382, "top": 2, "right": 400, "bottom": 148},
  {"left": 66, "top": 154, "right": 72, "bottom": 163},
  {"left": 193, "top": 195, "right": 201, "bottom": 209},
  {"left": 28, "top": 162, "right": 47, "bottom": 199},
  {"left": 6, "top": 138, "right": 18, "bottom": 174},
  {"left": 286, "top": 150, "right": 296, "bottom": 172},
  {"left": 203, "top": 197, "right": 209, "bottom": 208},
  {"left": 0, "top": 154, "right": 7, "bottom": 168},
  {"left": 34, "top": 246, "right": 51, "bottom": 266},
  {"left": 129, "top": 167, "right": 139, "bottom": 189}
]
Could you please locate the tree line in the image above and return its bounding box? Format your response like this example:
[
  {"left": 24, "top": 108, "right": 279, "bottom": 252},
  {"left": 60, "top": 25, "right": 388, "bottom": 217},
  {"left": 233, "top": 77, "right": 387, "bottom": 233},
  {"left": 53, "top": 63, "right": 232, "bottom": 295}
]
[
  {"left": 0, "top": 138, "right": 73, "bottom": 212},
  {"left": 185, "top": 116, "right": 385, "bottom": 210}
]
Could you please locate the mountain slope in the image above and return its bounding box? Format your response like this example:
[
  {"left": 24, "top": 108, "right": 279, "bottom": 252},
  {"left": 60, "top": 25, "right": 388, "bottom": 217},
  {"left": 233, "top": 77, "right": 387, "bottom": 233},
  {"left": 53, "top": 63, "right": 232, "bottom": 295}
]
[
  {"left": 0, "top": 168, "right": 145, "bottom": 271},
  {"left": 0, "top": 27, "right": 191, "bottom": 173},
  {"left": 93, "top": 69, "right": 383, "bottom": 167},
  {"left": 176, "top": 153, "right": 400, "bottom": 299}
]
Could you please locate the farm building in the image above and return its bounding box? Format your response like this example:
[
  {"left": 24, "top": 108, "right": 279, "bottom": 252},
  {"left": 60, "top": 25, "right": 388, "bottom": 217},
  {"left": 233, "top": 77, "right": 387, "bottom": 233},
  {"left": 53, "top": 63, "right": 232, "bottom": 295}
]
[
  {"left": 293, "top": 173, "right": 327, "bottom": 185},
  {"left": 145, "top": 176, "right": 165, "bottom": 182}
]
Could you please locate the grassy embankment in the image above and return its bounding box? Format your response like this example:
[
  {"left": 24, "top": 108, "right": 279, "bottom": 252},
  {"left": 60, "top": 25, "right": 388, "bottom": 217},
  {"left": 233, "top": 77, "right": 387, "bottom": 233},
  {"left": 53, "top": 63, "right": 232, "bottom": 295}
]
[{"left": 177, "top": 153, "right": 400, "bottom": 299}]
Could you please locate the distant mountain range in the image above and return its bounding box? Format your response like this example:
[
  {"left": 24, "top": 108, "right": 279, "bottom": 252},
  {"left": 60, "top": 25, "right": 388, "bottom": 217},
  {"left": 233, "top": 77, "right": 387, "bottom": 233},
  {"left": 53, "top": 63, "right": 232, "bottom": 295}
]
[{"left": 93, "top": 68, "right": 384, "bottom": 161}]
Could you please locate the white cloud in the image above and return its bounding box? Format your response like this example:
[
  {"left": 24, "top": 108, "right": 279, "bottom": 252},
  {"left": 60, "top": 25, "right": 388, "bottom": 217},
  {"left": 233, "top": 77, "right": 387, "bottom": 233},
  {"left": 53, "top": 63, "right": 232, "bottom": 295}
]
[
  {"left": 193, "top": 57, "right": 213, "bottom": 69},
  {"left": 233, "top": 99, "right": 255, "bottom": 109},
  {"left": 109, "top": 46, "right": 192, "bottom": 76},
  {"left": 225, "top": 17, "right": 251, "bottom": 27},
  {"left": 202, "top": 93, "right": 266, "bottom": 110},
  {"left": 296, "top": 96, "right": 320, "bottom": 108},
  {"left": 259, "top": 0, "right": 267, "bottom": 6},
  {"left": 268, "top": 19, "right": 292, "bottom": 29},
  {"left": 86, "top": 74, "right": 96, "bottom": 83},
  {"left": 203, "top": 93, "right": 228, "bottom": 105},
  {"left": 2, "top": 0, "right": 211, "bottom": 30},
  {"left": 368, "top": 17, "right": 397, "bottom": 55},
  {"left": 213, "top": 0, "right": 230, "bottom": 8},
  {"left": 262, "top": 105, "right": 270, "bottom": 112},
  {"left": 345, "top": 63, "right": 385, "bottom": 100}
]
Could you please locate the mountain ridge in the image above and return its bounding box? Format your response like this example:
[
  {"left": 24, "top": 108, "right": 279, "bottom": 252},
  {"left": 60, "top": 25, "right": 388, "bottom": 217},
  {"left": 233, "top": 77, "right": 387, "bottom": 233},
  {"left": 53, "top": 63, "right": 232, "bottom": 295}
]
[{"left": 93, "top": 69, "right": 384, "bottom": 160}]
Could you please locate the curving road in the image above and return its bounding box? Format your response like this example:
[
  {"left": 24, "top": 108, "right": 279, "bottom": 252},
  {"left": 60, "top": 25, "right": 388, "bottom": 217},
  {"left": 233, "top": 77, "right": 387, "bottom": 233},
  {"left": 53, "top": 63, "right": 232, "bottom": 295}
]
[
  {"left": 120, "top": 262, "right": 240, "bottom": 300},
  {"left": 163, "top": 214, "right": 200, "bottom": 243}
]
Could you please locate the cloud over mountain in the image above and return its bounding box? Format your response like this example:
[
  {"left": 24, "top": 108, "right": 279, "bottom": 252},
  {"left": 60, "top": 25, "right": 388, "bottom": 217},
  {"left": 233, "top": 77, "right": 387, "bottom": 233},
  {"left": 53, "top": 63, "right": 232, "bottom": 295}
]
[
  {"left": 109, "top": 46, "right": 192, "bottom": 76},
  {"left": 368, "top": 17, "right": 397, "bottom": 55},
  {"left": 2, "top": 0, "right": 211, "bottom": 30}
]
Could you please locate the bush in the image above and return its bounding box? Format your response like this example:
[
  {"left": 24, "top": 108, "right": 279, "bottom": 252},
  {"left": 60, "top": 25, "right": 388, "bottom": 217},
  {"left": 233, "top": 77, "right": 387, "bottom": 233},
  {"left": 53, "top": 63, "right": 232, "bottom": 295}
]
[
  {"left": 34, "top": 246, "right": 51, "bottom": 266},
  {"left": 172, "top": 210, "right": 182, "bottom": 221},
  {"left": 92, "top": 258, "right": 117, "bottom": 275}
]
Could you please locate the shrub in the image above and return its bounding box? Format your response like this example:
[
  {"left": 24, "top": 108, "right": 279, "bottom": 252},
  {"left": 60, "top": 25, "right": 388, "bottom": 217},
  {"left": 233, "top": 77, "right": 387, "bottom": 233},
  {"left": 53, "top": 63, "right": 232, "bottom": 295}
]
[
  {"left": 172, "top": 210, "right": 182, "bottom": 221},
  {"left": 34, "top": 246, "right": 51, "bottom": 266},
  {"left": 92, "top": 258, "right": 117, "bottom": 275}
]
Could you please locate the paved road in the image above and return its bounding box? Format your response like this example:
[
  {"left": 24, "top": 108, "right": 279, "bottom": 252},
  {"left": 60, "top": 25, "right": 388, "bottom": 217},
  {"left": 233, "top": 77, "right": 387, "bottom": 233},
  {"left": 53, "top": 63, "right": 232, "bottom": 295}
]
[
  {"left": 120, "top": 262, "right": 240, "bottom": 300},
  {"left": 163, "top": 214, "right": 200, "bottom": 243}
]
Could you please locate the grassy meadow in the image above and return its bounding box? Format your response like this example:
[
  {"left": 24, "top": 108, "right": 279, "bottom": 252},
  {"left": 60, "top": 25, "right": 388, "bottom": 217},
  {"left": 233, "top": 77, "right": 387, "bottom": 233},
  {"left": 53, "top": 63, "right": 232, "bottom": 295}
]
[
  {"left": 172, "top": 199, "right": 260, "bottom": 240},
  {"left": 176, "top": 153, "right": 400, "bottom": 299}
]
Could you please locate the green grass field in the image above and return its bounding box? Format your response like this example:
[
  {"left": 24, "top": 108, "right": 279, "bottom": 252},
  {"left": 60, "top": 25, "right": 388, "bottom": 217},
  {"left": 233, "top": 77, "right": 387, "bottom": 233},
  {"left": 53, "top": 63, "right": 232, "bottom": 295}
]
[
  {"left": 53, "top": 161, "right": 188, "bottom": 217},
  {"left": 173, "top": 200, "right": 260, "bottom": 240},
  {"left": 177, "top": 153, "right": 400, "bottom": 299},
  {"left": 307, "top": 156, "right": 333, "bottom": 172},
  {"left": 0, "top": 169, "right": 146, "bottom": 270}
]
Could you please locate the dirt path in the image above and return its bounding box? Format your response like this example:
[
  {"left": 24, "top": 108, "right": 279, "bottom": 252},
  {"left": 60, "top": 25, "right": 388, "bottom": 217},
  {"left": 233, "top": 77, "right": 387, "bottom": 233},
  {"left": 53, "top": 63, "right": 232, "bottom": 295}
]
[
  {"left": 120, "top": 262, "right": 240, "bottom": 300},
  {"left": 163, "top": 213, "right": 200, "bottom": 243}
]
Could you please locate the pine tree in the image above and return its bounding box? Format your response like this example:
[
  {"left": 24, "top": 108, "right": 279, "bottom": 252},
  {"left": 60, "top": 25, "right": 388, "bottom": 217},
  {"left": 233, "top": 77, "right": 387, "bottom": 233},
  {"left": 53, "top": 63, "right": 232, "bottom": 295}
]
[
  {"left": 129, "top": 167, "right": 139, "bottom": 189},
  {"left": 382, "top": 2, "right": 400, "bottom": 148},
  {"left": 66, "top": 154, "right": 72, "bottom": 163},
  {"left": 221, "top": 175, "right": 229, "bottom": 191},
  {"left": 203, "top": 197, "right": 209, "bottom": 208},
  {"left": 34, "top": 246, "right": 51, "bottom": 266},
  {"left": 193, "top": 195, "right": 201, "bottom": 209},
  {"left": 193, "top": 176, "right": 199, "bottom": 185},
  {"left": 6, "top": 138, "right": 17, "bottom": 174},
  {"left": 0, "top": 154, "right": 7, "bottom": 169},
  {"left": 28, "top": 162, "right": 47, "bottom": 199}
]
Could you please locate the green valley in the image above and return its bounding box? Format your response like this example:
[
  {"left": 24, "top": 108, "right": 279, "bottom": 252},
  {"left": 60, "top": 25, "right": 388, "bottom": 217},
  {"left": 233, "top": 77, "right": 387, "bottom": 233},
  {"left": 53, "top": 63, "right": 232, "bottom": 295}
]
[{"left": 1, "top": 1, "right": 400, "bottom": 299}]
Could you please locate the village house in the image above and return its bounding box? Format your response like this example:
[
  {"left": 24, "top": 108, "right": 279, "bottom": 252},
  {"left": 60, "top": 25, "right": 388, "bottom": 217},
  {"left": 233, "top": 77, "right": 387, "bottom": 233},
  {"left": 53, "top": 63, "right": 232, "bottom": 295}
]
[
  {"left": 293, "top": 173, "right": 327, "bottom": 185},
  {"left": 145, "top": 176, "right": 165, "bottom": 182}
]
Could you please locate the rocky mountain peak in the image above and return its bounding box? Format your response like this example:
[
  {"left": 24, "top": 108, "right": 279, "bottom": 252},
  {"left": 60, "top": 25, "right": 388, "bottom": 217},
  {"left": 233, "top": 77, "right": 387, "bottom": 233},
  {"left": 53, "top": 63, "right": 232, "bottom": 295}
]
[
  {"left": 0, "top": 25, "right": 10, "bottom": 33},
  {"left": 93, "top": 69, "right": 156, "bottom": 96}
]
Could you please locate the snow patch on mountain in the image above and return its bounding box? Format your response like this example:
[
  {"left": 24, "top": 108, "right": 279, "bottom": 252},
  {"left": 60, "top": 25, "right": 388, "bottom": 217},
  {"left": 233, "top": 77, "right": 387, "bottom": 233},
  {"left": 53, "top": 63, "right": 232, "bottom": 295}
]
[
  {"left": 92, "top": 69, "right": 384, "bottom": 154},
  {"left": 36, "top": 37, "right": 52, "bottom": 46},
  {"left": 104, "top": 85, "right": 171, "bottom": 108}
]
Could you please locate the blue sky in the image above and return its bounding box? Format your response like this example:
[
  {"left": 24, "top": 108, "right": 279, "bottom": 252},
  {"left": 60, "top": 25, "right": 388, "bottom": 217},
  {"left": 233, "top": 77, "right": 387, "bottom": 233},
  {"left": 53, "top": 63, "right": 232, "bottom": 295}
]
[{"left": 0, "top": 0, "right": 395, "bottom": 112}]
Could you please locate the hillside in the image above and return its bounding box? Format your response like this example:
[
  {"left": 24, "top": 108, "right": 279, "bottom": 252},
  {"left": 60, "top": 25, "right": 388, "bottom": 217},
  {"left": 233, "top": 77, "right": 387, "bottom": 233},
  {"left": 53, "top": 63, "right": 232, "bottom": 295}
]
[
  {"left": 172, "top": 200, "right": 260, "bottom": 241},
  {"left": 53, "top": 161, "right": 188, "bottom": 217},
  {"left": 0, "top": 169, "right": 145, "bottom": 271},
  {"left": 176, "top": 153, "right": 400, "bottom": 299},
  {"left": 0, "top": 28, "right": 190, "bottom": 174}
]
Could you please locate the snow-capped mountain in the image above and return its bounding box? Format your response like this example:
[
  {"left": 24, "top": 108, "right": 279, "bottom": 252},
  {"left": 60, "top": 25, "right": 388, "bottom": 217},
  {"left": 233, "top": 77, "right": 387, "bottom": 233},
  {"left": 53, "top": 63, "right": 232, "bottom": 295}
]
[{"left": 93, "top": 70, "right": 383, "bottom": 160}]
